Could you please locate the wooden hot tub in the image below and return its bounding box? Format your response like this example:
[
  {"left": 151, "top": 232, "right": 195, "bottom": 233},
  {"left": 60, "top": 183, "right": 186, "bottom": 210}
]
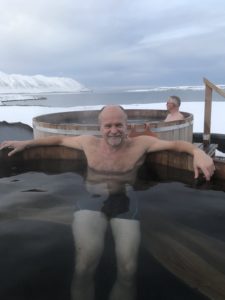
[{"left": 33, "top": 109, "right": 193, "bottom": 142}]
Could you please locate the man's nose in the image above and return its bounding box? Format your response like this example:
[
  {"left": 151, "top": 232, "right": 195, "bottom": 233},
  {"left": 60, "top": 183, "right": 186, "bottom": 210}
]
[{"left": 110, "top": 126, "right": 118, "bottom": 133}]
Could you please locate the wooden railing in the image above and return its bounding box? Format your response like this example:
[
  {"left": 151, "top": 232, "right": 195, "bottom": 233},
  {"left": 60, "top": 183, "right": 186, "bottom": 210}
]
[{"left": 203, "top": 78, "right": 225, "bottom": 147}]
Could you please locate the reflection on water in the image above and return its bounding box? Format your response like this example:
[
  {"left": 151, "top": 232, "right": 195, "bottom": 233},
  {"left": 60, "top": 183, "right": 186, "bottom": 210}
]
[{"left": 0, "top": 164, "right": 225, "bottom": 300}]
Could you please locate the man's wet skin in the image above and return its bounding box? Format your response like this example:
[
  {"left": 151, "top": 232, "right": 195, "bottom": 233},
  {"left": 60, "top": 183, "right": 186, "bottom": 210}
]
[{"left": 85, "top": 167, "right": 138, "bottom": 194}]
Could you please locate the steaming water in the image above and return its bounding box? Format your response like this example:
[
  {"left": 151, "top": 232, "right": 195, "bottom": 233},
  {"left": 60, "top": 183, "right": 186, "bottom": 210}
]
[{"left": 1, "top": 162, "right": 225, "bottom": 300}]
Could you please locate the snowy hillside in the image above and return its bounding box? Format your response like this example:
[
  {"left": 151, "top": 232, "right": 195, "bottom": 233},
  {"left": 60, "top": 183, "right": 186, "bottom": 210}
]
[{"left": 0, "top": 71, "right": 88, "bottom": 93}]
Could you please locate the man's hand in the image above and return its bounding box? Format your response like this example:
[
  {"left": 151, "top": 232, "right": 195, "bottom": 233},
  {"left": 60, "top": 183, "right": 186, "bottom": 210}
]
[
  {"left": 193, "top": 148, "right": 215, "bottom": 181},
  {"left": 0, "top": 140, "right": 28, "bottom": 156}
]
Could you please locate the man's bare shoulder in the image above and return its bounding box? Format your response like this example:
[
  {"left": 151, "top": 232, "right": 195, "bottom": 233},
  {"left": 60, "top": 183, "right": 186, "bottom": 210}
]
[
  {"left": 165, "top": 112, "right": 184, "bottom": 122},
  {"left": 78, "top": 135, "right": 100, "bottom": 145},
  {"left": 130, "top": 135, "right": 158, "bottom": 142},
  {"left": 129, "top": 135, "right": 172, "bottom": 153},
  {"left": 65, "top": 135, "right": 97, "bottom": 140},
  {"left": 129, "top": 135, "right": 158, "bottom": 148},
  {"left": 73, "top": 135, "right": 97, "bottom": 141},
  {"left": 61, "top": 135, "right": 100, "bottom": 150}
]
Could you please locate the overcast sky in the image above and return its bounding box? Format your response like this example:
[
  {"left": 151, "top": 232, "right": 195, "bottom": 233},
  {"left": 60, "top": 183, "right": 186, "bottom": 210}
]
[{"left": 1, "top": 0, "right": 225, "bottom": 89}]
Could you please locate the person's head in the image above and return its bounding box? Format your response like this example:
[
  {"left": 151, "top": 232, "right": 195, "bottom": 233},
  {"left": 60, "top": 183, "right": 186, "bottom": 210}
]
[
  {"left": 166, "top": 96, "right": 181, "bottom": 111},
  {"left": 98, "top": 105, "right": 128, "bottom": 147}
]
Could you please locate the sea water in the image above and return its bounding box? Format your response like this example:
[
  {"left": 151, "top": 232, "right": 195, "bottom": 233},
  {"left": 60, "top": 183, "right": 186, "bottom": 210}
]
[{"left": 1, "top": 87, "right": 225, "bottom": 107}]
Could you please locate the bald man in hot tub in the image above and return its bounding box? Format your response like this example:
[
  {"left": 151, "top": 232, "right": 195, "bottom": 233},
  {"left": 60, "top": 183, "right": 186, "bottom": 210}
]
[{"left": 0, "top": 105, "right": 215, "bottom": 300}]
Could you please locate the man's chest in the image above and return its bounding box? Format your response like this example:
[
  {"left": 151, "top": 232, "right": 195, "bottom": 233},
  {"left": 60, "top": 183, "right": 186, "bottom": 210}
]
[{"left": 85, "top": 147, "right": 145, "bottom": 172}]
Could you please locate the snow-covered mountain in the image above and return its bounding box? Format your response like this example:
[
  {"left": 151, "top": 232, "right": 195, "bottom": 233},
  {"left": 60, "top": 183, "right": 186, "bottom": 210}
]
[{"left": 0, "top": 71, "right": 88, "bottom": 93}]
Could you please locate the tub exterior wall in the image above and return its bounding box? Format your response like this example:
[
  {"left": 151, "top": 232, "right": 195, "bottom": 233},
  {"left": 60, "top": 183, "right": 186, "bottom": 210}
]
[{"left": 33, "top": 110, "right": 193, "bottom": 142}]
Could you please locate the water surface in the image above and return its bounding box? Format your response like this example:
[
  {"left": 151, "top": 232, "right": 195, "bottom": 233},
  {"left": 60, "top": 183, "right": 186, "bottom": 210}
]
[{"left": 1, "top": 163, "right": 225, "bottom": 300}]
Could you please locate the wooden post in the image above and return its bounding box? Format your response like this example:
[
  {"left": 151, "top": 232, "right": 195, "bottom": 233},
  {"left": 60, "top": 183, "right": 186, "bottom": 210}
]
[
  {"left": 203, "top": 78, "right": 225, "bottom": 148},
  {"left": 203, "top": 79, "right": 213, "bottom": 147}
]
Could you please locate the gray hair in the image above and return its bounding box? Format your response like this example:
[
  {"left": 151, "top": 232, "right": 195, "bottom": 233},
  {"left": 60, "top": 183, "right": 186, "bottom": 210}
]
[{"left": 170, "top": 96, "right": 181, "bottom": 107}]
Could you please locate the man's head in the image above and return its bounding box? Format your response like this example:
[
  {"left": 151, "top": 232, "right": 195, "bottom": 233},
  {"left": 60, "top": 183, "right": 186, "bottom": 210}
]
[
  {"left": 166, "top": 96, "right": 181, "bottom": 112},
  {"left": 167, "top": 96, "right": 181, "bottom": 107},
  {"left": 98, "top": 105, "right": 128, "bottom": 148}
]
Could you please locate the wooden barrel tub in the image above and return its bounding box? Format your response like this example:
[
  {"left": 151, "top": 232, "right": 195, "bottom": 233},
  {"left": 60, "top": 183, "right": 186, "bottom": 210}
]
[{"left": 33, "top": 109, "right": 193, "bottom": 142}]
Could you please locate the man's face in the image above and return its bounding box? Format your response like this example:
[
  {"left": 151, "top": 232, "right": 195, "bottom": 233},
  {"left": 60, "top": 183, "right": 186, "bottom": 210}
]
[
  {"left": 166, "top": 98, "right": 177, "bottom": 111},
  {"left": 99, "top": 108, "right": 127, "bottom": 147}
]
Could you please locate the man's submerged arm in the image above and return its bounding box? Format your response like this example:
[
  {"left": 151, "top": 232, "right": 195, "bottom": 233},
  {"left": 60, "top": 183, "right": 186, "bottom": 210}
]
[
  {"left": 0, "top": 135, "right": 85, "bottom": 157},
  {"left": 144, "top": 137, "right": 215, "bottom": 181}
]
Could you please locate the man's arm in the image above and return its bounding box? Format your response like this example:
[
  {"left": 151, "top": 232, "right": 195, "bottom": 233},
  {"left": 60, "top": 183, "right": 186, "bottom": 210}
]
[
  {"left": 142, "top": 136, "right": 215, "bottom": 181},
  {"left": 0, "top": 135, "right": 85, "bottom": 157}
]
